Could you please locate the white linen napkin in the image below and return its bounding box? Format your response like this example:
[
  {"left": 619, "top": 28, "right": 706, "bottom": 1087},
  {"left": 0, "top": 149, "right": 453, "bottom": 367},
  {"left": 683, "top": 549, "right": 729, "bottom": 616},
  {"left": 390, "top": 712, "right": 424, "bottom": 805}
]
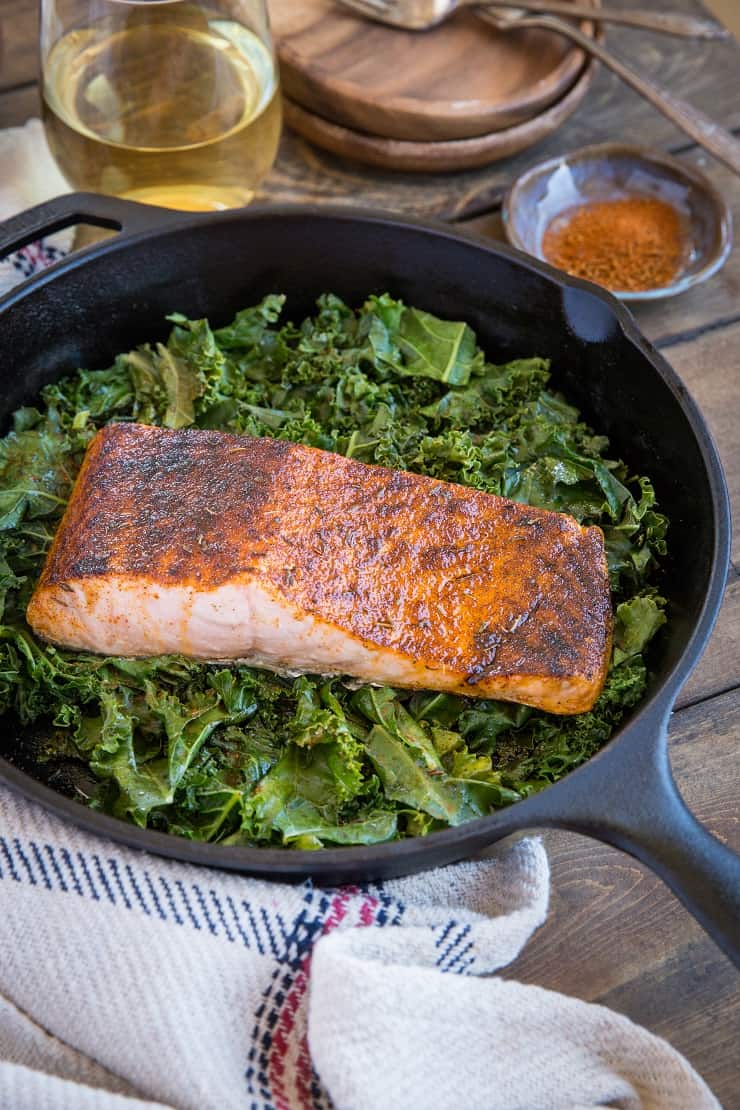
[{"left": 0, "top": 118, "right": 722, "bottom": 1110}]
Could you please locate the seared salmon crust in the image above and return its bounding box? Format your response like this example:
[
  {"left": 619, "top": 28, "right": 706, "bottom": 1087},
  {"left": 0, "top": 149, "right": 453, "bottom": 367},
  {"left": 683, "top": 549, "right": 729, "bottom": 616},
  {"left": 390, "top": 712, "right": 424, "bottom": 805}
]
[{"left": 27, "top": 423, "right": 612, "bottom": 714}]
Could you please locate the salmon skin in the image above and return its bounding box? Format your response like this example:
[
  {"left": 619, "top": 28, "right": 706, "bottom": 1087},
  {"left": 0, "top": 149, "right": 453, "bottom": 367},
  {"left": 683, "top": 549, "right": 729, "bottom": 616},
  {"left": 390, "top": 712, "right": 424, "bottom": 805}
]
[{"left": 27, "top": 423, "right": 612, "bottom": 714}]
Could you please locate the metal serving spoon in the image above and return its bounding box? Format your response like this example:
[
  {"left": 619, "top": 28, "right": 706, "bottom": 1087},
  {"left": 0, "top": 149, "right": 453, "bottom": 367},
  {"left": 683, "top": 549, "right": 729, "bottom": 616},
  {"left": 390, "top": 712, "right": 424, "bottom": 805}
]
[
  {"left": 337, "top": 0, "right": 740, "bottom": 176},
  {"left": 336, "top": 0, "right": 730, "bottom": 37}
]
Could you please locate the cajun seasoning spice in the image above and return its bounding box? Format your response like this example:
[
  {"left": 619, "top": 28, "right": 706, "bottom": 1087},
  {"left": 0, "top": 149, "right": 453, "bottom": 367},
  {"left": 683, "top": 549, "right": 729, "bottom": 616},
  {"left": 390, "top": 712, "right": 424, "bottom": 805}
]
[{"left": 542, "top": 195, "right": 686, "bottom": 292}]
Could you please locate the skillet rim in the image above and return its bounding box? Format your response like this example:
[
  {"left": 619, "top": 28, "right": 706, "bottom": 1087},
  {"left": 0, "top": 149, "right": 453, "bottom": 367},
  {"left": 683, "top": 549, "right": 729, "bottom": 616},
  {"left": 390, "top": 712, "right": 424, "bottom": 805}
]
[{"left": 0, "top": 201, "right": 731, "bottom": 875}]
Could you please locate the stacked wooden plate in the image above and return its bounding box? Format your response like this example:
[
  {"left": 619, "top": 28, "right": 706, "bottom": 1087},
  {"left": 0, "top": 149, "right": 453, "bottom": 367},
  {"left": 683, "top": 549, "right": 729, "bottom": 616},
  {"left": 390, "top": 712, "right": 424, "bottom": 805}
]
[{"left": 268, "top": 0, "right": 602, "bottom": 171}]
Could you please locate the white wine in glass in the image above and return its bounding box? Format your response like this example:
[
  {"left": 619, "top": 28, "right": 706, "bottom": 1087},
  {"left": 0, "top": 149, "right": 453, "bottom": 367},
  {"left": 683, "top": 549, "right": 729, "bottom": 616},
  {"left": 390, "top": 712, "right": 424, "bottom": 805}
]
[{"left": 41, "top": 0, "right": 282, "bottom": 211}]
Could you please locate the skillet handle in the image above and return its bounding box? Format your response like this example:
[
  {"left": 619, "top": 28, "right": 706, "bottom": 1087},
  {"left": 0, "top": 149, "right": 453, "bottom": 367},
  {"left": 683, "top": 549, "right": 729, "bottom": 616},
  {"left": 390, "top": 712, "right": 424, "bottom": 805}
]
[
  {"left": 532, "top": 698, "right": 740, "bottom": 967},
  {"left": 0, "top": 192, "right": 182, "bottom": 261}
]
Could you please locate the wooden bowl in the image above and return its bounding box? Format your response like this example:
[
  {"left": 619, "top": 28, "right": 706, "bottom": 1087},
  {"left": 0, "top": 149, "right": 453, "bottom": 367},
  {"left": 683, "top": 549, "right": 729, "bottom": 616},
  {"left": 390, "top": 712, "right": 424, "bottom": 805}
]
[
  {"left": 270, "top": 0, "right": 600, "bottom": 142},
  {"left": 282, "top": 57, "right": 599, "bottom": 172}
]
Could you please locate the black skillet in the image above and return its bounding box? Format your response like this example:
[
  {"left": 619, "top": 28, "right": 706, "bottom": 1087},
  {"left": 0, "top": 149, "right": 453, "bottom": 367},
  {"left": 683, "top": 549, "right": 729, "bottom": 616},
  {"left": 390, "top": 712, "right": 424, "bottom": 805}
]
[{"left": 0, "top": 195, "right": 738, "bottom": 965}]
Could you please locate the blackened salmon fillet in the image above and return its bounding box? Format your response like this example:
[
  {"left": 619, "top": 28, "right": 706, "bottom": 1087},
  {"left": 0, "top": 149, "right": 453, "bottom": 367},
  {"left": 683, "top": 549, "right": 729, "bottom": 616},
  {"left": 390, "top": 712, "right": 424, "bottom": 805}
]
[{"left": 26, "top": 423, "right": 612, "bottom": 714}]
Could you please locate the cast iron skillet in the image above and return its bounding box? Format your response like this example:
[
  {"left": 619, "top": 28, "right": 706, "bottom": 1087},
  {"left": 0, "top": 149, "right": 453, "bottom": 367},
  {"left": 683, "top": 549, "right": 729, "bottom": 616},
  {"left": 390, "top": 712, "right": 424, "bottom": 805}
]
[{"left": 0, "top": 195, "right": 738, "bottom": 965}]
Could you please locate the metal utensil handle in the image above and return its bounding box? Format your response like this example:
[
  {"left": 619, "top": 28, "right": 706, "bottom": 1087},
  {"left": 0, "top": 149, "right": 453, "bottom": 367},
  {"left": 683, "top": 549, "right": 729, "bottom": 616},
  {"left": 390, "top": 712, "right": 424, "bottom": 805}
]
[
  {"left": 529, "top": 697, "right": 740, "bottom": 967},
  {"left": 478, "top": 1, "right": 729, "bottom": 39},
  {"left": 477, "top": 10, "right": 740, "bottom": 175},
  {"left": 0, "top": 192, "right": 182, "bottom": 263}
]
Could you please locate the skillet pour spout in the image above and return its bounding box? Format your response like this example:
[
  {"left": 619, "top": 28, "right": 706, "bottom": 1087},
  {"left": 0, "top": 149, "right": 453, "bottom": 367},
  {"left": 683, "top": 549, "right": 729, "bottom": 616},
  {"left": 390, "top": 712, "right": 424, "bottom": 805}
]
[{"left": 0, "top": 193, "right": 737, "bottom": 965}]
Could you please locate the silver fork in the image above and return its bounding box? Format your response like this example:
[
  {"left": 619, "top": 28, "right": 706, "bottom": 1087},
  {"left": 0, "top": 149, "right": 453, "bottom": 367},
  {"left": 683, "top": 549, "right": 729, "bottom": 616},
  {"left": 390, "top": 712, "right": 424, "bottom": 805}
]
[
  {"left": 337, "top": 0, "right": 740, "bottom": 176},
  {"left": 336, "top": 0, "right": 729, "bottom": 38}
]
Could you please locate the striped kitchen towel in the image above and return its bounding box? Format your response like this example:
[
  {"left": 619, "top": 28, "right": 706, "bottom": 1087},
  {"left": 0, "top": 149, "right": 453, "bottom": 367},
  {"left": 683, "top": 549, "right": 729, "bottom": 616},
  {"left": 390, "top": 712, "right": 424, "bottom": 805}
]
[{"left": 0, "top": 782, "right": 719, "bottom": 1110}]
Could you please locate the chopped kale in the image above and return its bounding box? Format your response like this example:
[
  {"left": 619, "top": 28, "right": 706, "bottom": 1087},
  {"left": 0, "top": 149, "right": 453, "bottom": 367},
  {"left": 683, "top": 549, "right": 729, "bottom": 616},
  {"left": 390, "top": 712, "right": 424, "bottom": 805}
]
[{"left": 0, "top": 294, "right": 668, "bottom": 846}]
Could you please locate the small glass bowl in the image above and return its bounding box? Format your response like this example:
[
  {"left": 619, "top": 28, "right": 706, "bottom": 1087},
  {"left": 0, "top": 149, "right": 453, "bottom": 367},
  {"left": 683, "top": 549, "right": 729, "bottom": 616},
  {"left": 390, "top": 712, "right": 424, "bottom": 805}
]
[{"left": 502, "top": 142, "right": 733, "bottom": 302}]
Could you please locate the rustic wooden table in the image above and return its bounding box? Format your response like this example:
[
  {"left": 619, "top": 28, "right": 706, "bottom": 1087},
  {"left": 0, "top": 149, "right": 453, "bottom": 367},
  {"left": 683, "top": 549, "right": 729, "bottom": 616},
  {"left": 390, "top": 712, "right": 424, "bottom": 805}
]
[{"left": 1, "top": 0, "right": 739, "bottom": 1102}]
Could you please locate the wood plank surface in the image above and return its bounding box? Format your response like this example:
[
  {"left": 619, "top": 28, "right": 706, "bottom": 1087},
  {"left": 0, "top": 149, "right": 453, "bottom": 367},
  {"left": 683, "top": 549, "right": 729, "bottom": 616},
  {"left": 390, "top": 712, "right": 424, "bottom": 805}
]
[
  {"left": 667, "top": 320, "right": 740, "bottom": 567},
  {"left": 676, "top": 569, "right": 740, "bottom": 708},
  {"left": 0, "top": 0, "right": 37, "bottom": 92},
  {"left": 0, "top": 0, "right": 738, "bottom": 1105}
]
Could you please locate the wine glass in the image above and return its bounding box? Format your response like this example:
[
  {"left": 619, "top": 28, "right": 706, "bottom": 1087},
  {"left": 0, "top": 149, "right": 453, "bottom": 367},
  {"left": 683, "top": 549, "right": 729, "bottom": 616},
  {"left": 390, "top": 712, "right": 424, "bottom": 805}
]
[{"left": 40, "top": 0, "right": 282, "bottom": 211}]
